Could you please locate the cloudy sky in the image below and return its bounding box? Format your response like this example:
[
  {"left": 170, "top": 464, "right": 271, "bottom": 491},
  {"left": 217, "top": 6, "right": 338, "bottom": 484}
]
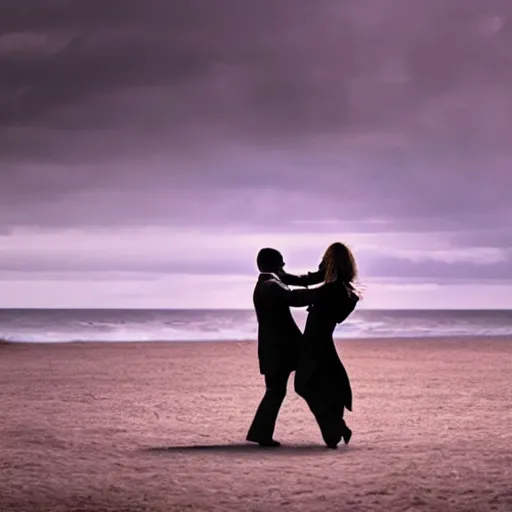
[{"left": 1, "top": 0, "right": 511, "bottom": 309}]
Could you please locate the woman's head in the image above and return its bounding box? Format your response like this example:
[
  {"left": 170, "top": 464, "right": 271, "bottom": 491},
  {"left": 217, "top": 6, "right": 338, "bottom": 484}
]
[{"left": 321, "top": 242, "right": 357, "bottom": 284}]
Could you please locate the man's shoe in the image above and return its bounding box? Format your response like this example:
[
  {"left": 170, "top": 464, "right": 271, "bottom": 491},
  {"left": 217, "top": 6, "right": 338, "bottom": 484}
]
[
  {"left": 246, "top": 436, "right": 281, "bottom": 448},
  {"left": 258, "top": 439, "right": 281, "bottom": 448}
]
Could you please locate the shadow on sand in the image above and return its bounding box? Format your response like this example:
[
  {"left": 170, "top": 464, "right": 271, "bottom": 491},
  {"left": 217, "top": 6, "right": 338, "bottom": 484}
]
[{"left": 146, "top": 442, "right": 353, "bottom": 455}]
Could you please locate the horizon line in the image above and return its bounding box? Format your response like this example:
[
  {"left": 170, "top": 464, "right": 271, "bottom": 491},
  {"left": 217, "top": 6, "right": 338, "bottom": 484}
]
[{"left": 0, "top": 307, "right": 511, "bottom": 312}]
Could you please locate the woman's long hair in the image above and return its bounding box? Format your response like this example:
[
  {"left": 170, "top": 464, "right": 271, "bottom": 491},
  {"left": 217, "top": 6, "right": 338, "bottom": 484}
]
[{"left": 322, "top": 242, "right": 358, "bottom": 285}]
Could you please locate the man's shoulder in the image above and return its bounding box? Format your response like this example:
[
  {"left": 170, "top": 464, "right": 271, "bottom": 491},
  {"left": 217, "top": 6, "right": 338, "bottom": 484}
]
[
  {"left": 255, "top": 274, "right": 288, "bottom": 297},
  {"left": 263, "top": 274, "right": 288, "bottom": 286},
  {"left": 257, "top": 273, "right": 281, "bottom": 285}
]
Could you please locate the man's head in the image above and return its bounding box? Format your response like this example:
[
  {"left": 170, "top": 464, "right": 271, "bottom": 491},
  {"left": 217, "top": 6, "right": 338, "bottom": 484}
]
[{"left": 256, "top": 248, "right": 285, "bottom": 273}]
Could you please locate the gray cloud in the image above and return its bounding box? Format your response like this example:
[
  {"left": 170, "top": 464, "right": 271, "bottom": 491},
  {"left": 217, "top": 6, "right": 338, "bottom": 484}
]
[
  {"left": 449, "top": 226, "right": 512, "bottom": 249},
  {"left": 0, "top": 270, "right": 162, "bottom": 282},
  {"left": 362, "top": 253, "right": 512, "bottom": 281},
  {"left": 0, "top": 0, "right": 511, "bottom": 291},
  {"left": 1, "top": 228, "right": 510, "bottom": 282},
  {"left": 0, "top": 252, "right": 254, "bottom": 276}
]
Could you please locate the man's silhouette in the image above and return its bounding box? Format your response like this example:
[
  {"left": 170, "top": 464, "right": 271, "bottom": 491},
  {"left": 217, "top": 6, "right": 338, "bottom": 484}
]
[{"left": 246, "top": 248, "right": 319, "bottom": 447}]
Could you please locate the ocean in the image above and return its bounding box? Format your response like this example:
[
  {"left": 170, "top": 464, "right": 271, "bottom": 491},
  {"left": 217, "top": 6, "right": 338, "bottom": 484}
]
[{"left": 1, "top": 308, "right": 511, "bottom": 343}]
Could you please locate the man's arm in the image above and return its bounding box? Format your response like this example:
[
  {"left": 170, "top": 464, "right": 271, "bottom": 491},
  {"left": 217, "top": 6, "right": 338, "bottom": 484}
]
[
  {"left": 268, "top": 280, "right": 321, "bottom": 307},
  {"left": 278, "top": 267, "right": 325, "bottom": 288}
]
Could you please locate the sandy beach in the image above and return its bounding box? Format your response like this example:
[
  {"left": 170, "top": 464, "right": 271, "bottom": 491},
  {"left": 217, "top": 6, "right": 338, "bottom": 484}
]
[{"left": 1, "top": 337, "right": 511, "bottom": 511}]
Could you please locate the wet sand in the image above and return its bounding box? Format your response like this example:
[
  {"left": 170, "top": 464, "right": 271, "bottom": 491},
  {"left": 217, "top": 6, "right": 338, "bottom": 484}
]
[{"left": 1, "top": 337, "right": 511, "bottom": 511}]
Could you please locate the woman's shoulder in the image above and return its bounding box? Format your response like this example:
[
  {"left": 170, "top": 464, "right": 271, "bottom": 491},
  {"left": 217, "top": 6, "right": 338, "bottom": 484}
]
[
  {"left": 322, "top": 280, "right": 351, "bottom": 293},
  {"left": 321, "top": 280, "right": 359, "bottom": 302}
]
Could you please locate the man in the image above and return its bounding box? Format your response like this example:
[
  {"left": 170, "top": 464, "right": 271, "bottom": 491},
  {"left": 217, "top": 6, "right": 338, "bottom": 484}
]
[{"left": 246, "top": 248, "right": 321, "bottom": 447}]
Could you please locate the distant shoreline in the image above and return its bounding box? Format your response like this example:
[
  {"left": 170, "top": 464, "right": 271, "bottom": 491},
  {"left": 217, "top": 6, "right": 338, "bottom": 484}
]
[
  {"left": 2, "top": 309, "right": 511, "bottom": 343},
  {"left": 2, "top": 335, "right": 511, "bottom": 346}
]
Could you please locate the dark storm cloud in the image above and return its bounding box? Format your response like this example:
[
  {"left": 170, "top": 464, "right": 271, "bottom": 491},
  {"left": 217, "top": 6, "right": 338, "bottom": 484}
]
[
  {"left": 0, "top": 0, "right": 353, "bottom": 145},
  {"left": 1, "top": 0, "right": 511, "bottom": 153},
  {"left": 0, "top": 0, "right": 511, "bottom": 239}
]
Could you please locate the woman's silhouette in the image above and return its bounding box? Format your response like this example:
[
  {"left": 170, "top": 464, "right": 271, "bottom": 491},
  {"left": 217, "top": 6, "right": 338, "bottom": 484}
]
[{"left": 288, "top": 243, "right": 359, "bottom": 448}]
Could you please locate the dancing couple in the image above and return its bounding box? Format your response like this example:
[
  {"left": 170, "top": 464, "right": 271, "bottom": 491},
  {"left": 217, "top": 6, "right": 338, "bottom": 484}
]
[{"left": 246, "top": 242, "right": 359, "bottom": 449}]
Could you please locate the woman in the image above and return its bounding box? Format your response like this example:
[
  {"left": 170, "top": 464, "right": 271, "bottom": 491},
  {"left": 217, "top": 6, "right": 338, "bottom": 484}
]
[{"left": 294, "top": 242, "right": 360, "bottom": 449}]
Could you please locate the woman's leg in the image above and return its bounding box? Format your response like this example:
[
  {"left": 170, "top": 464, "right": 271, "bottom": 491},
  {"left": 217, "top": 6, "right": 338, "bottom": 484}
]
[{"left": 302, "top": 389, "right": 343, "bottom": 448}]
